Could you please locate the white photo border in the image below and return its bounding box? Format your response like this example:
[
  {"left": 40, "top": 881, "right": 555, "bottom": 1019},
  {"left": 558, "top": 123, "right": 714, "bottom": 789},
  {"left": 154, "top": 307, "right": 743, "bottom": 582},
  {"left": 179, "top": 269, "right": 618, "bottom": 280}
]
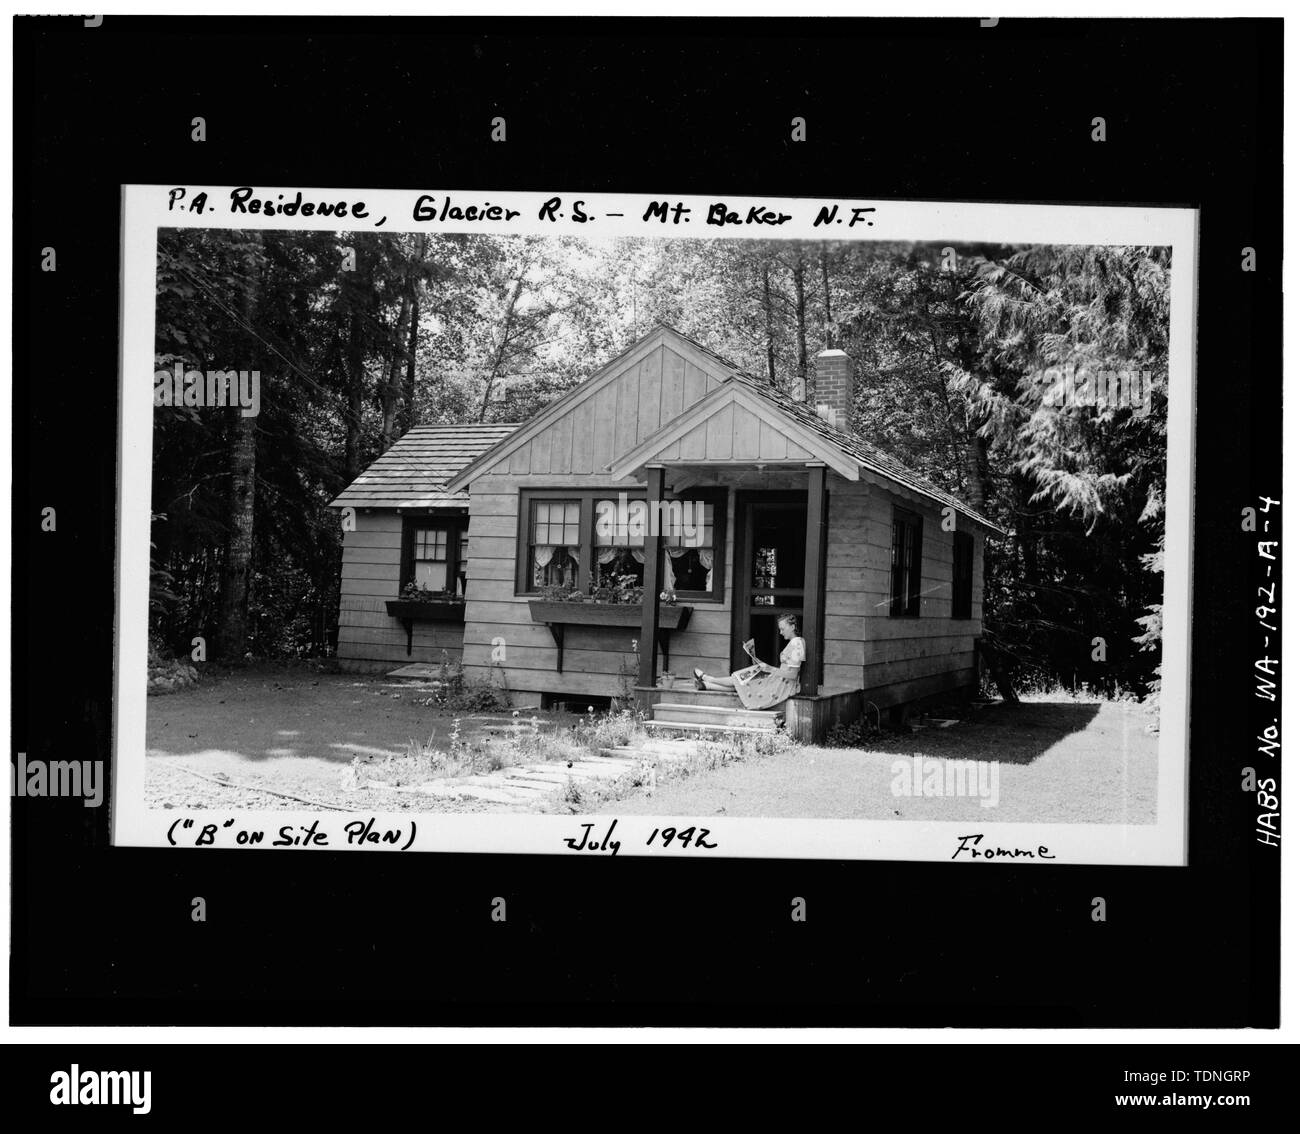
[{"left": 113, "top": 185, "right": 1197, "bottom": 865}]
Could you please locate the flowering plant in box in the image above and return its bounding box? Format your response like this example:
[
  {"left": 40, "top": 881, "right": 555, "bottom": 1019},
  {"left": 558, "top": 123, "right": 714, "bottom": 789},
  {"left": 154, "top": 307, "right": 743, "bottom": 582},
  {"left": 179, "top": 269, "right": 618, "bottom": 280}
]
[{"left": 400, "top": 581, "right": 457, "bottom": 603}]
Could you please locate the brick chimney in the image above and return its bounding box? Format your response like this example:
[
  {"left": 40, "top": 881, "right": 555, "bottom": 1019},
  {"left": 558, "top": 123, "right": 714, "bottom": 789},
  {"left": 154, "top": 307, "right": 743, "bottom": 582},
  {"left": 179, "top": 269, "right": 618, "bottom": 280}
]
[{"left": 813, "top": 348, "right": 854, "bottom": 431}]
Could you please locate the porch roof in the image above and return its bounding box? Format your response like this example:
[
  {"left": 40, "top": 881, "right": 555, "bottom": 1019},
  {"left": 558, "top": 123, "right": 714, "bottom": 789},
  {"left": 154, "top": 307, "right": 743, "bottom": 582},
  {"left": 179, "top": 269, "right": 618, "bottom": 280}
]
[{"left": 609, "top": 371, "right": 1008, "bottom": 536}]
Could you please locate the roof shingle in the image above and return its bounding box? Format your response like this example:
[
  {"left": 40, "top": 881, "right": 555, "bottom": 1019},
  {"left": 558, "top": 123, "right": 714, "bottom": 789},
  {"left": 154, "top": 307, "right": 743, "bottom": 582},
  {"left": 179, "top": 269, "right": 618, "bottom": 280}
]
[{"left": 329, "top": 424, "right": 519, "bottom": 509}]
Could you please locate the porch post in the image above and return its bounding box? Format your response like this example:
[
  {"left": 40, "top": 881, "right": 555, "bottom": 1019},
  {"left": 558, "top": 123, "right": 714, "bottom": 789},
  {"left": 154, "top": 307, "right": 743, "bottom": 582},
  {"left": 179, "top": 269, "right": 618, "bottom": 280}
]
[
  {"left": 639, "top": 465, "right": 665, "bottom": 688},
  {"left": 801, "top": 463, "right": 827, "bottom": 697}
]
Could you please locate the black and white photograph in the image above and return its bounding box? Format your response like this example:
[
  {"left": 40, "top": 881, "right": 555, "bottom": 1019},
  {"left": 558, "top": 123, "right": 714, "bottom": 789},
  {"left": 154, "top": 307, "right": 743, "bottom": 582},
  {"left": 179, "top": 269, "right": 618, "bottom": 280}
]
[
  {"left": 112, "top": 188, "right": 1195, "bottom": 863},
  {"left": 8, "top": 8, "right": 1286, "bottom": 1066}
]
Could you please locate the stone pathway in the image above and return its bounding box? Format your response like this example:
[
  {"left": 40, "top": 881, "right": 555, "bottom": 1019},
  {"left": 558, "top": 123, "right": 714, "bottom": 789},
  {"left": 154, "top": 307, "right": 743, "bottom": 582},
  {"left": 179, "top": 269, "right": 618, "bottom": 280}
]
[{"left": 373, "top": 738, "right": 703, "bottom": 809}]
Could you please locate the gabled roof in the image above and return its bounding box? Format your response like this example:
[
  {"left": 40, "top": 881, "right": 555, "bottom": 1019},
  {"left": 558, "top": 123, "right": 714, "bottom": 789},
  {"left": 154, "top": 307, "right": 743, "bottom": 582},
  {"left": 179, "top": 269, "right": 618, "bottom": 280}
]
[
  {"left": 734, "top": 374, "right": 1007, "bottom": 535},
  {"left": 609, "top": 377, "right": 865, "bottom": 482},
  {"left": 329, "top": 423, "right": 519, "bottom": 510},
  {"left": 442, "top": 323, "right": 743, "bottom": 493},
  {"left": 607, "top": 372, "right": 1005, "bottom": 534},
  {"left": 440, "top": 322, "right": 1006, "bottom": 535}
]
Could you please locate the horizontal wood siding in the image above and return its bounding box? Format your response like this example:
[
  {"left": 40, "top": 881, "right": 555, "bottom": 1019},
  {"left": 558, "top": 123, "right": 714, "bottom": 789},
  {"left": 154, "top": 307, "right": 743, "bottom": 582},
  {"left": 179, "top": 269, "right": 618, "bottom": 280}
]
[
  {"left": 821, "top": 478, "right": 868, "bottom": 693},
  {"left": 461, "top": 472, "right": 735, "bottom": 699},
  {"left": 336, "top": 510, "right": 467, "bottom": 667},
  {"left": 846, "top": 484, "right": 985, "bottom": 704},
  {"left": 458, "top": 471, "right": 985, "bottom": 706}
]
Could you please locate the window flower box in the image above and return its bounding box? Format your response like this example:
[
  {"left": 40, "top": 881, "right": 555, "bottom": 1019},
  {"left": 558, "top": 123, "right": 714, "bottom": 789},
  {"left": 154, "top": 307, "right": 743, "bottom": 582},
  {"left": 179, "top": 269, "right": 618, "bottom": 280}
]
[
  {"left": 527, "top": 600, "right": 693, "bottom": 672},
  {"left": 385, "top": 597, "right": 466, "bottom": 655}
]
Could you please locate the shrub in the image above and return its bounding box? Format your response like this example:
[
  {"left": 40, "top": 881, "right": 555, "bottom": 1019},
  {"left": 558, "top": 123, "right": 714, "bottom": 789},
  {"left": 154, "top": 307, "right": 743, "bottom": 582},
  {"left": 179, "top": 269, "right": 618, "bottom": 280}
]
[
  {"left": 824, "top": 718, "right": 883, "bottom": 749},
  {"left": 425, "top": 658, "right": 510, "bottom": 712},
  {"left": 506, "top": 715, "right": 574, "bottom": 764},
  {"left": 454, "top": 678, "right": 510, "bottom": 712},
  {"left": 147, "top": 639, "right": 200, "bottom": 696},
  {"left": 561, "top": 776, "right": 588, "bottom": 809},
  {"left": 571, "top": 707, "right": 645, "bottom": 754}
]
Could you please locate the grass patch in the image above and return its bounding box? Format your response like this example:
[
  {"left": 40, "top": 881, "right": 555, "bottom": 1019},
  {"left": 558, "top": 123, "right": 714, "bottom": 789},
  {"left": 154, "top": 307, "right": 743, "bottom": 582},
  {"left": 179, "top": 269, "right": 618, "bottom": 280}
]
[
  {"left": 351, "top": 707, "right": 651, "bottom": 791},
  {"left": 503, "top": 713, "right": 576, "bottom": 764},
  {"left": 349, "top": 715, "right": 499, "bottom": 785},
  {"left": 642, "top": 727, "right": 798, "bottom": 789}
]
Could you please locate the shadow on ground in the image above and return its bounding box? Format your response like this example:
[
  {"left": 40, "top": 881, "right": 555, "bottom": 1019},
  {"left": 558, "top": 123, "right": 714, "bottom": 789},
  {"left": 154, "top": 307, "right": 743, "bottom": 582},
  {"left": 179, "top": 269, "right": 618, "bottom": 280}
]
[
  {"left": 606, "top": 698, "right": 1158, "bottom": 824},
  {"left": 893, "top": 701, "right": 1105, "bottom": 766}
]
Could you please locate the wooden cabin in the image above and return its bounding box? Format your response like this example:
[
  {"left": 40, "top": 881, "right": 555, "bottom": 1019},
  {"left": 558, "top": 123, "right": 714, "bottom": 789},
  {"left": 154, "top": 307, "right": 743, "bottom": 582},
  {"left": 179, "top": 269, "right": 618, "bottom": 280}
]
[{"left": 332, "top": 325, "right": 1003, "bottom": 740}]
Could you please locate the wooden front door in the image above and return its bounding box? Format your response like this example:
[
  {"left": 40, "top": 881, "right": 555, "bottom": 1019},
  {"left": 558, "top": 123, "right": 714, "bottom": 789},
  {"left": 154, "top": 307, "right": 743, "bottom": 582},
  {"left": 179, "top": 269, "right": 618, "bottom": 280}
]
[{"left": 731, "top": 492, "right": 807, "bottom": 671}]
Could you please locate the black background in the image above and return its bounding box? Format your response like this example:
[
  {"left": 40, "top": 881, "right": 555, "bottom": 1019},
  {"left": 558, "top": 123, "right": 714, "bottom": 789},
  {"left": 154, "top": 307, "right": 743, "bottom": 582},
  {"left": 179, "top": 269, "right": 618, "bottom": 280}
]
[{"left": 10, "top": 15, "right": 1282, "bottom": 1034}]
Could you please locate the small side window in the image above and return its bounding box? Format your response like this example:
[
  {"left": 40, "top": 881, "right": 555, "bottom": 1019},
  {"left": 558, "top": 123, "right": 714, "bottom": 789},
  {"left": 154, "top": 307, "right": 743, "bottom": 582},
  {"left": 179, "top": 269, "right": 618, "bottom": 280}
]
[
  {"left": 952, "top": 531, "right": 974, "bottom": 620},
  {"left": 890, "top": 508, "right": 922, "bottom": 617}
]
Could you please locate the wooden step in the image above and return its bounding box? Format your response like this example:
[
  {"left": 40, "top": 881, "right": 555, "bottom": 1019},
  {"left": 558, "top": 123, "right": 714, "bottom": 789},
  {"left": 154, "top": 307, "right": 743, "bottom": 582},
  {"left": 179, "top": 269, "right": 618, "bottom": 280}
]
[
  {"left": 599, "top": 745, "right": 696, "bottom": 766},
  {"left": 653, "top": 702, "right": 781, "bottom": 728},
  {"left": 645, "top": 719, "right": 777, "bottom": 737},
  {"left": 645, "top": 688, "right": 745, "bottom": 709}
]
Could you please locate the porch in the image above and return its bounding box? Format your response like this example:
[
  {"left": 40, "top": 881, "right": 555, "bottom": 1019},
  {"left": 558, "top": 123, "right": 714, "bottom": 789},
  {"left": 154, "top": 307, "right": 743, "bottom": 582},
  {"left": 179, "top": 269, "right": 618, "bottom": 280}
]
[
  {"left": 633, "top": 683, "right": 869, "bottom": 744},
  {"left": 604, "top": 370, "right": 870, "bottom": 704},
  {"left": 617, "top": 460, "right": 838, "bottom": 699}
]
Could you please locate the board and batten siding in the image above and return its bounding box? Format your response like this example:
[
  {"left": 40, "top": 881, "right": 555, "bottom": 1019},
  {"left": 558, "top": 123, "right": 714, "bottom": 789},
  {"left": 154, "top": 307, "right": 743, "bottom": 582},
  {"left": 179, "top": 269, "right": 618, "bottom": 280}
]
[
  {"left": 503, "top": 342, "right": 725, "bottom": 476},
  {"left": 336, "top": 510, "right": 467, "bottom": 672}
]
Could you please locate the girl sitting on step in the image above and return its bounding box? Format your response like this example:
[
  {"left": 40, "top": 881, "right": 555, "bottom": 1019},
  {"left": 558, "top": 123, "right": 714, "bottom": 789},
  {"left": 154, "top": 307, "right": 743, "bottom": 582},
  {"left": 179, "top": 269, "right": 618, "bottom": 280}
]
[{"left": 693, "top": 613, "right": 804, "bottom": 711}]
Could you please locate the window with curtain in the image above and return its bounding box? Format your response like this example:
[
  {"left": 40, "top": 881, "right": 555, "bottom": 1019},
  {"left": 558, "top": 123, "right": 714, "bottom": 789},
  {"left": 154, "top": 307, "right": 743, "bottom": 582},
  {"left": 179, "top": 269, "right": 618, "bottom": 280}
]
[
  {"left": 662, "top": 497, "right": 718, "bottom": 596},
  {"left": 528, "top": 499, "right": 580, "bottom": 589},
  {"left": 592, "top": 497, "right": 647, "bottom": 587},
  {"left": 890, "top": 507, "right": 922, "bottom": 617},
  {"left": 517, "top": 489, "right": 726, "bottom": 600}
]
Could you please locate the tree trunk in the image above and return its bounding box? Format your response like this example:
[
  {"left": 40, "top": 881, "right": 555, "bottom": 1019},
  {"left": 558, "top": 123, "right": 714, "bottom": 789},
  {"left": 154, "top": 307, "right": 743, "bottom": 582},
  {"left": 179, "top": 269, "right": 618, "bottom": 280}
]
[
  {"left": 820, "top": 248, "right": 834, "bottom": 348},
  {"left": 949, "top": 311, "right": 994, "bottom": 509},
  {"left": 400, "top": 233, "right": 427, "bottom": 434},
  {"left": 965, "top": 431, "right": 992, "bottom": 511},
  {"left": 344, "top": 308, "right": 365, "bottom": 482},
  {"left": 761, "top": 260, "right": 777, "bottom": 386},
  {"left": 977, "top": 639, "right": 1020, "bottom": 704},
  {"left": 214, "top": 236, "right": 261, "bottom": 661},
  {"left": 379, "top": 291, "right": 411, "bottom": 451},
  {"left": 1016, "top": 475, "right": 1042, "bottom": 590},
  {"left": 479, "top": 276, "right": 525, "bottom": 421}
]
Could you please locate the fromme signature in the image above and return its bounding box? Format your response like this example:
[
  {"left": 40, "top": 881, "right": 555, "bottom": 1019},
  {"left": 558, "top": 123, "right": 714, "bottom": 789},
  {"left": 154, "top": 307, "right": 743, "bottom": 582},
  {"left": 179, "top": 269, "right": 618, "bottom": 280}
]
[{"left": 952, "top": 833, "right": 1055, "bottom": 861}]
